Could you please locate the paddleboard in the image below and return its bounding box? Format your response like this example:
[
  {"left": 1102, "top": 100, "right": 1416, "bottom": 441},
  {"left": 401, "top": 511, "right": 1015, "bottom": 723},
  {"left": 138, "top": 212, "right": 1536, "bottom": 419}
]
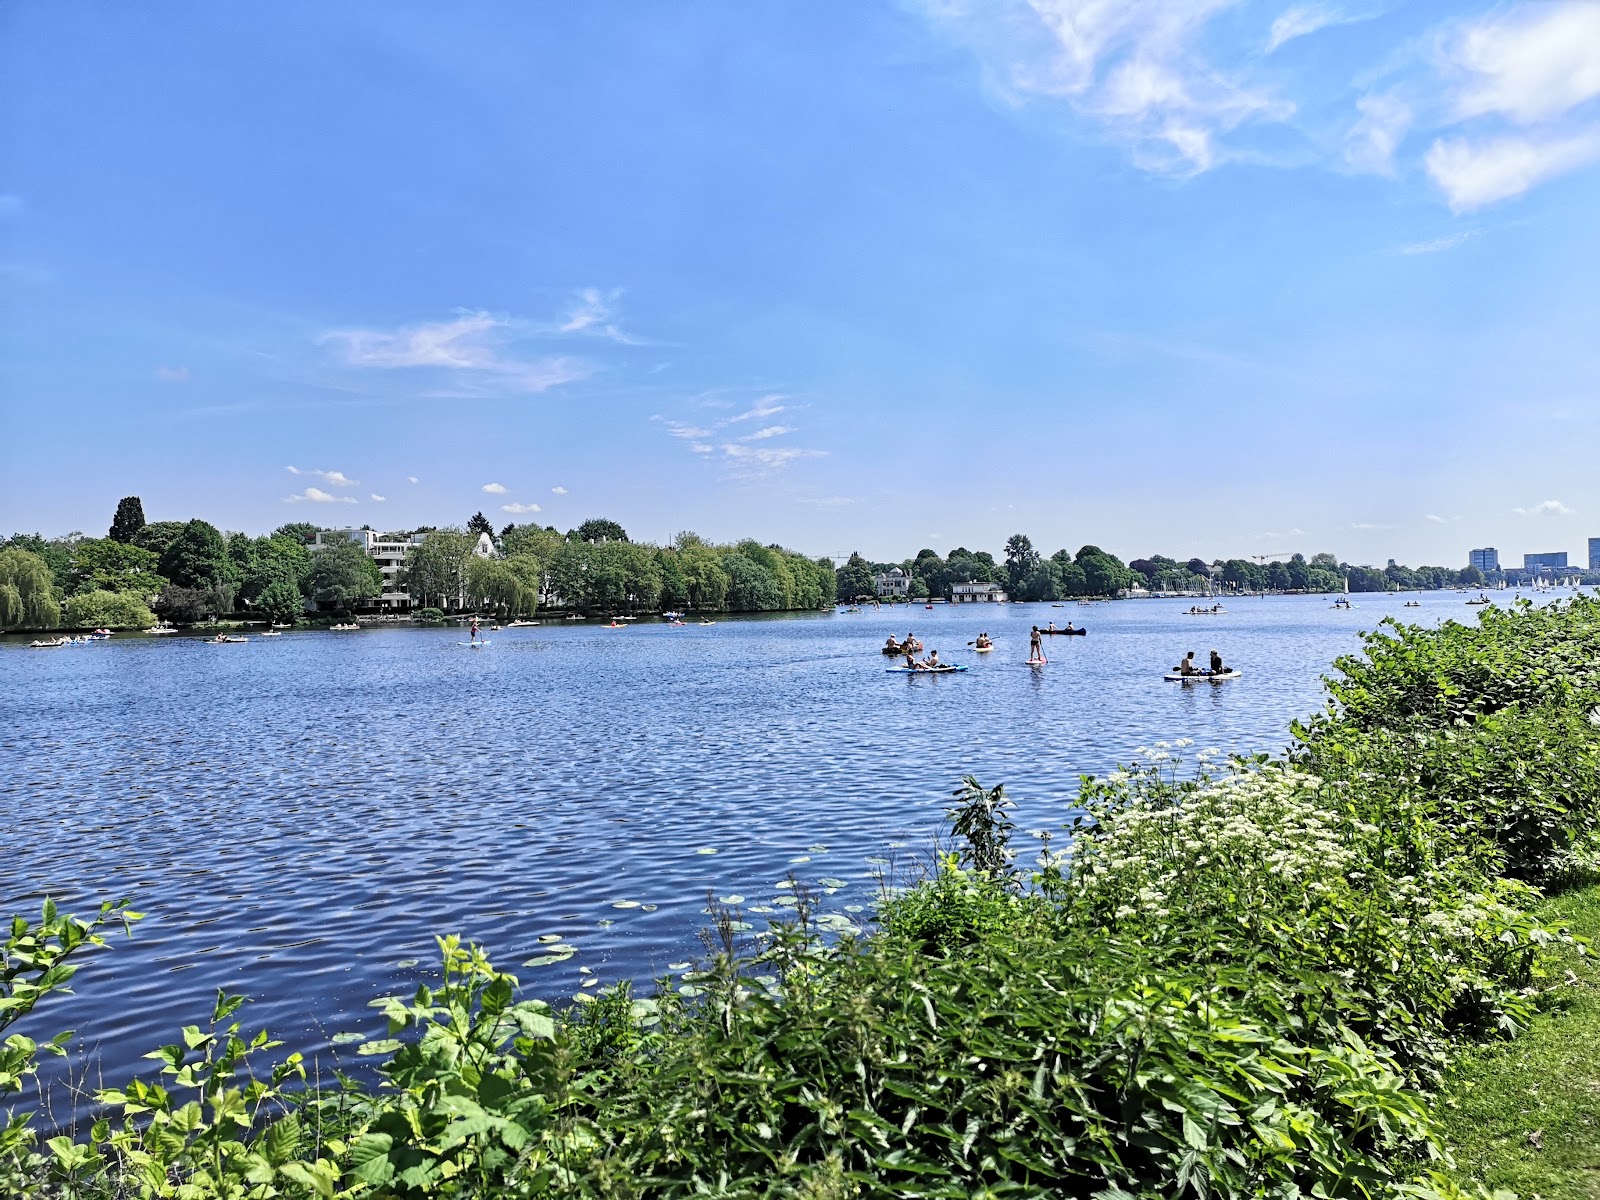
[
  {"left": 1026, "top": 658, "right": 1047, "bottom": 666},
  {"left": 886, "top": 665, "right": 969, "bottom": 673},
  {"left": 458, "top": 640, "right": 492, "bottom": 647},
  {"left": 1163, "top": 669, "right": 1241, "bottom": 682},
  {"left": 972, "top": 645, "right": 995, "bottom": 653}
]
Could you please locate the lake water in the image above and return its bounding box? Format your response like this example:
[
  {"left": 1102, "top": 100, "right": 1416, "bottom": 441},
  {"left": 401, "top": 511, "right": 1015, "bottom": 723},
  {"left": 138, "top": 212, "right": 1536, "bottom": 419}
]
[{"left": 0, "top": 590, "right": 1509, "bottom": 1095}]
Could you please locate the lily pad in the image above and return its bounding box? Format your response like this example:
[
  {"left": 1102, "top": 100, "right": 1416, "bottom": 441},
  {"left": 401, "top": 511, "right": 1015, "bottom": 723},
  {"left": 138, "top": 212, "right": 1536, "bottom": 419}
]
[
  {"left": 330, "top": 1031, "right": 365, "bottom": 1046},
  {"left": 611, "top": 900, "right": 641, "bottom": 909},
  {"left": 573, "top": 993, "right": 596, "bottom": 1005},
  {"left": 845, "top": 904, "right": 865, "bottom": 913},
  {"left": 667, "top": 961, "right": 692, "bottom": 971},
  {"left": 641, "top": 903, "right": 658, "bottom": 912},
  {"left": 396, "top": 958, "right": 419, "bottom": 968},
  {"left": 808, "top": 844, "right": 829, "bottom": 852},
  {"left": 774, "top": 880, "right": 794, "bottom": 890},
  {"left": 747, "top": 905, "right": 774, "bottom": 914},
  {"left": 537, "top": 934, "right": 564, "bottom": 944},
  {"left": 358, "top": 1039, "right": 403, "bottom": 1056},
  {"left": 719, "top": 895, "right": 745, "bottom": 905},
  {"left": 581, "top": 976, "right": 599, "bottom": 987},
  {"left": 789, "top": 855, "right": 811, "bottom": 864},
  {"left": 818, "top": 878, "right": 848, "bottom": 889},
  {"left": 523, "top": 948, "right": 576, "bottom": 967}
]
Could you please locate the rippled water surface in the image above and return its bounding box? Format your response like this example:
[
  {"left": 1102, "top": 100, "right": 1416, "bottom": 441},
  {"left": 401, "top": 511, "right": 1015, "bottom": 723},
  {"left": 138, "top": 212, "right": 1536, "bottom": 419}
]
[{"left": 0, "top": 592, "right": 1494, "bottom": 1089}]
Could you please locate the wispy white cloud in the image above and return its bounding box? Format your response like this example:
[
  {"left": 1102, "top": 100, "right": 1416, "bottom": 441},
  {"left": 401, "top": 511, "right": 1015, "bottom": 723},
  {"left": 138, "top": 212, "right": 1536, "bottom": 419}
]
[
  {"left": 407, "top": 476, "right": 420, "bottom": 484},
  {"left": 321, "top": 311, "right": 590, "bottom": 396},
  {"left": 1267, "top": 5, "right": 1369, "bottom": 54},
  {"left": 558, "top": 287, "right": 638, "bottom": 343},
  {"left": 501, "top": 502, "right": 542, "bottom": 514},
  {"left": 1344, "top": 90, "right": 1412, "bottom": 176},
  {"left": 726, "top": 395, "right": 788, "bottom": 423},
  {"left": 916, "top": 0, "right": 1293, "bottom": 174},
  {"left": 1446, "top": 3, "right": 1600, "bottom": 125},
  {"left": 657, "top": 393, "right": 823, "bottom": 475},
  {"left": 1512, "top": 498, "right": 1574, "bottom": 516},
  {"left": 154, "top": 365, "right": 191, "bottom": 383},
  {"left": 550, "top": 485, "right": 568, "bottom": 495},
  {"left": 287, "top": 466, "right": 359, "bottom": 488},
  {"left": 1350, "top": 521, "right": 1399, "bottom": 530},
  {"left": 1426, "top": 130, "right": 1600, "bottom": 211},
  {"left": 1424, "top": 513, "right": 1446, "bottom": 523},
  {"left": 720, "top": 444, "right": 826, "bottom": 472},
  {"left": 1397, "top": 229, "right": 1480, "bottom": 254},
  {"left": 371, "top": 494, "right": 387, "bottom": 502},
  {"left": 285, "top": 487, "right": 357, "bottom": 505},
  {"left": 482, "top": 482, "right": 508, "bottom": 494},
  {"left": 1420, "top": 4, "right": 1600, "bottom": 209}
]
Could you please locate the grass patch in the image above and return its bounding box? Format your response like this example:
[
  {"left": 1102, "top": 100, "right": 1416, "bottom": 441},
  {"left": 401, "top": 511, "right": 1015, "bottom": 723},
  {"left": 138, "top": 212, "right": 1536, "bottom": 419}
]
[{"left": 1440, "top": 881, "right": 1600, "bottom": 1198}]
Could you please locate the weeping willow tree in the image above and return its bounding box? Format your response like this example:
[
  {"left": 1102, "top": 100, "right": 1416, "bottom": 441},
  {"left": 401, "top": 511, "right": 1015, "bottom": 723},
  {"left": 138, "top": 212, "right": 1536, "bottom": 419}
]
[{"left": 0, "top": 547, "right": 62, "bottom": 629}]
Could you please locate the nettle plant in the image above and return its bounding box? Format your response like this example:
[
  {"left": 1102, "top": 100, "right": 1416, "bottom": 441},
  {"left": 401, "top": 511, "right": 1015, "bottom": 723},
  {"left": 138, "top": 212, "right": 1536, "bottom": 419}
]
[{"left": 1, "top": 899, "right": 140, "bottom": 1182}]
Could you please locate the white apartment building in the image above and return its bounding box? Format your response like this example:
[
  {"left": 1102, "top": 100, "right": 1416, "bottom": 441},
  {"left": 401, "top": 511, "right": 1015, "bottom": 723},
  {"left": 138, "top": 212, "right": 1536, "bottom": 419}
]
[
  {"left": 950, "top": 581, "right": 1008, "bottom": 603},
  {"left": 873, "top": 567, "right": 910, "bottom": 598},
  {"left": 310, "top": 528, "right": 494, "bottom": 610}
]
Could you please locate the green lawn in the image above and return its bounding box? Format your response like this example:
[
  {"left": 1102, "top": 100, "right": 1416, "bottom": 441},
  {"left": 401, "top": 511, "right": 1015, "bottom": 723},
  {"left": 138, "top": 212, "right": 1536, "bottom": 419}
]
[{"left": 1439, "top": 882, "right": 1600, "bottom": 1198}]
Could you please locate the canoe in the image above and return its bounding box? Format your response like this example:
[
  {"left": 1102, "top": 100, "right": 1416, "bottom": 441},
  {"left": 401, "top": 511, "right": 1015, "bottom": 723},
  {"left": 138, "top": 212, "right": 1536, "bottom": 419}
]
[
  {"left": 886, "top": 665, "right": 969, "bottom": 673},
  {"left": 1164, "top": 669, "right": 1242, "bottom": 682},
  {"left": 1038, "top": 628, "right": 1086, "bottom": 636}
]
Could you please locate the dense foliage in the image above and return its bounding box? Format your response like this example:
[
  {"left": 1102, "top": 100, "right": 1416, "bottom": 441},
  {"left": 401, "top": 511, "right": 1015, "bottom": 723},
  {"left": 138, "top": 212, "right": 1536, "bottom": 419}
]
[
  {"left": 107, "top": 497, "right": 146, "bottom": 544},
  {"left": 4, "top": 598, "right": 1599, "bottom": 1196}
]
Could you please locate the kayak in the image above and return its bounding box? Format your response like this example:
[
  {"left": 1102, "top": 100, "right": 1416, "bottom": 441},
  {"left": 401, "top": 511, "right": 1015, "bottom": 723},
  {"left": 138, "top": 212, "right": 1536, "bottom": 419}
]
[
  {"left": 1164, "top": 669, "right": 1242, "bottom": 682},
  {"left": 1039, "top": 628, "right": 1086, "bottom": 636},
  {"left": 886, "top": 665, "right": 969, "bottom": 673}
]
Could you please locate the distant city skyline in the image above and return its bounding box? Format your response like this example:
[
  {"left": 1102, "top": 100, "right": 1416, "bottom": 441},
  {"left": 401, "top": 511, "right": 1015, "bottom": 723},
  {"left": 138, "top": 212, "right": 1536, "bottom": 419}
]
[{"left": 2, "top": 2, "right": 1597, "bottom": 563}]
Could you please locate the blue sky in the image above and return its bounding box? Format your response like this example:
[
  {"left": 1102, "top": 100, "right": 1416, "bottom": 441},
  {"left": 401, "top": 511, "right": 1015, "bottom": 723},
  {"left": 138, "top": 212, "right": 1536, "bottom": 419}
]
[{"left": 2, "top": 0, "right": 1597, "bottom": 567}]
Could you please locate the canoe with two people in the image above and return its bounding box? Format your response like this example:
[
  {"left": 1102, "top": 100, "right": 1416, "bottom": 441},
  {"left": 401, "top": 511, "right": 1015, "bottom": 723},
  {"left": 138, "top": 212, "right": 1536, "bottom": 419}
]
[
  {"left": 1165, "top": 648, "right": 1241, "bottom": 682},
  {"left": 1040, "top": 621, "right": 1085, "bottom": 635}
]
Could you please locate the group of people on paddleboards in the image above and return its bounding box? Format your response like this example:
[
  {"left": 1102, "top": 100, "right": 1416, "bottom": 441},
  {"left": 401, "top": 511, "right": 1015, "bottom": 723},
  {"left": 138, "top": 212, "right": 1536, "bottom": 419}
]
[{"left": 1176, "top": 649, "right": 1228, "bottom": 676}]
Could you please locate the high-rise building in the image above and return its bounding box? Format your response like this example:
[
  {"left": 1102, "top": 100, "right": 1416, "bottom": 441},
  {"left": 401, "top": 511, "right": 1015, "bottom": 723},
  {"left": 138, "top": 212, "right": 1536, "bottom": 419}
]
[
  {"left": 1590, "top": 537, "right": 1599, "bottom": 571},
  {"left": 1468, "top": 547, "right": 1499, "bottom": 573},
  {"left": 1524, "top": 551, "right": 1568, "bottom": 572}
]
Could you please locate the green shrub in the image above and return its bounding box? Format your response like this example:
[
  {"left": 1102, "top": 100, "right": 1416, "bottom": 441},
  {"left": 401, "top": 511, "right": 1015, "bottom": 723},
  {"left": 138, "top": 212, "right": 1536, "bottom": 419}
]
[{"left": 62, "top": 589, "right": 155, "bottom": 629}]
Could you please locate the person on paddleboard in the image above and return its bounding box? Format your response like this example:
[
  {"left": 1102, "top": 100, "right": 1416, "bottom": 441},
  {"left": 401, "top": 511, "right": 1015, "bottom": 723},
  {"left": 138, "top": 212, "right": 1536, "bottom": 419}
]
[
  {"left": 1178, "top": 651, "right": 1201, "bottom": 675},
  {"left": 1210, "top": 649, "right": 1225, "bottom": 675},
  {"left": 470, "top": 617, "right": 480, "bottom": 643},
  {"left": 1029, "top": 626, "right": 1045, "bottom": 663}
]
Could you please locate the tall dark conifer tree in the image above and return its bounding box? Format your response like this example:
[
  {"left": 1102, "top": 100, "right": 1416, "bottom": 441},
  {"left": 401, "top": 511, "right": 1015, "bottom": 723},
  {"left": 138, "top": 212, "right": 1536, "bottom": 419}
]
[{"left": 108, "top": 496, "right": 146, "bottom": 543}]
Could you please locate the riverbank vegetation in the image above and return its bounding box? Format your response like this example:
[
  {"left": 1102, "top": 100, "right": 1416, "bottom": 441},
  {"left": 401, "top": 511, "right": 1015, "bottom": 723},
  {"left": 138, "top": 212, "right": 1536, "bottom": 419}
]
[{"left": 4, "top": 596, "right": 1597, "bottom": 1195}]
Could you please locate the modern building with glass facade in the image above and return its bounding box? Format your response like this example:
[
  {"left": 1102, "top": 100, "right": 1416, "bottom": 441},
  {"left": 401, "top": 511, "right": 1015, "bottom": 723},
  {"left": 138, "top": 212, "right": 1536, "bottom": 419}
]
[
  {"left": 1468, "top": 547, "right": 1499, "bottom": 573},
  {"left": 1523, "top": 551, "right": 1568, "bottom": 572},
  {"left": 1590, "top": 537, "right": 1600, "bottom": 571}
]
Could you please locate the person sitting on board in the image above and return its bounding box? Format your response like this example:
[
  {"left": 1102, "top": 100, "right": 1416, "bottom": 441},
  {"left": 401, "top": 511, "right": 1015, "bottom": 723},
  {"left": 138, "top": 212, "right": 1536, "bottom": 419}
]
[
  {"left": 904, "top": 650, "right": 923, "bottom": 671},
  {"left": 1178, "top": 651, "right": 1201, "bottom": 675},
  {"left": 926, "top": 650, "right": 941, "bottom": 669},
  {"left": 1209, "top": 649, "right": 1225, "bottom": 675}
]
